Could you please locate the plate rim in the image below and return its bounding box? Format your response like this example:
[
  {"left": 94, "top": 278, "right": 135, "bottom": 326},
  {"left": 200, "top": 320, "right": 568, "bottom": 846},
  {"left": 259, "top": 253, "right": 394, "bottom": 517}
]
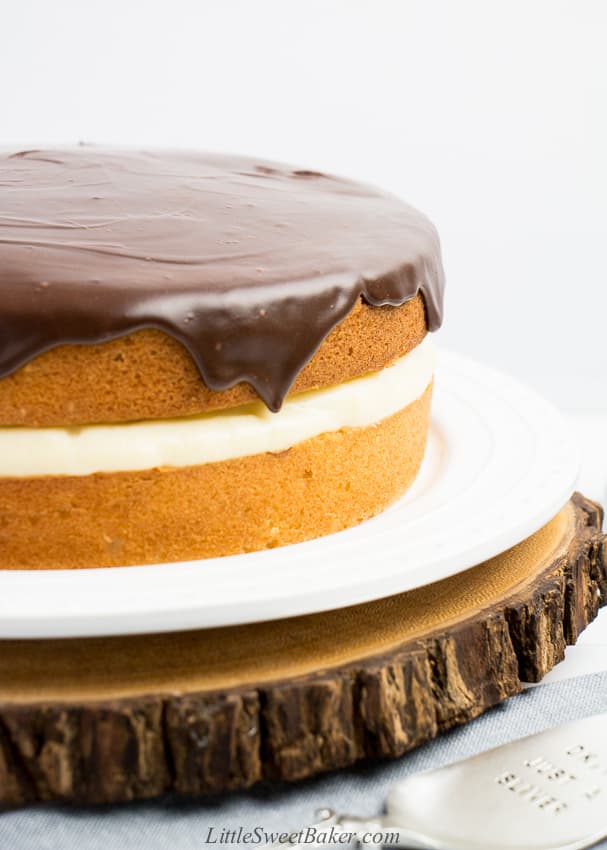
[{"left": 0, "top": 349, "right": 580, "bottom": 639}]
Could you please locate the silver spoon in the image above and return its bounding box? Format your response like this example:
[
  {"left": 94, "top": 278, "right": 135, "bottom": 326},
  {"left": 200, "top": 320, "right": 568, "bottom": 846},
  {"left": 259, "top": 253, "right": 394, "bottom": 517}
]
[{"left": 268, "top": 714, "right": 607, "bottom": 849}]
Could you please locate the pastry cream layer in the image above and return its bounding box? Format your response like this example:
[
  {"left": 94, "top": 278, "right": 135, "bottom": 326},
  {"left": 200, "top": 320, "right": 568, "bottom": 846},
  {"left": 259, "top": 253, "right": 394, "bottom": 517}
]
[{"left": 0, "top": 337, "right": 435, "bottom": 477}]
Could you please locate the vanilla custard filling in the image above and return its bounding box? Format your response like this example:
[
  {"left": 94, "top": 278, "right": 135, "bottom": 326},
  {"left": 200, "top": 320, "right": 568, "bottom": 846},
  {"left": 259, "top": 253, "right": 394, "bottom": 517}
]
[{"left": 0, "top": 337, "right": 435, "bottom": 477}]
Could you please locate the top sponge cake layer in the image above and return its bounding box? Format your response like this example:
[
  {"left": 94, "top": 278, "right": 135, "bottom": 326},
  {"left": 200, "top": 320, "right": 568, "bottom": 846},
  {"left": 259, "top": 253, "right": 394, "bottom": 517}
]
[
  {"left": 0, "top": 296, "right": 426, "bottom": 427},
  {"left": 0, "top": 148, "right": 444, "bottom": 426}
]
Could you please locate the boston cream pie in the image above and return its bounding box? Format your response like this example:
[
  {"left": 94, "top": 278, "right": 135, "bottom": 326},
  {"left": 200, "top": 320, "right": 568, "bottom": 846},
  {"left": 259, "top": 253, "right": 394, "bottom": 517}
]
[{"left": 0, "top": 148, "right": 445, "bottom": 568}]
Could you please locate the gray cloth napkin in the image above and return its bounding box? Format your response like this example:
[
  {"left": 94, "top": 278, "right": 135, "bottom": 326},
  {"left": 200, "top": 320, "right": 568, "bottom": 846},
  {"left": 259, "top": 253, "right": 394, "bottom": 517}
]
[{"left": 2, "top": 671, "right": 607, "bottom": 850}]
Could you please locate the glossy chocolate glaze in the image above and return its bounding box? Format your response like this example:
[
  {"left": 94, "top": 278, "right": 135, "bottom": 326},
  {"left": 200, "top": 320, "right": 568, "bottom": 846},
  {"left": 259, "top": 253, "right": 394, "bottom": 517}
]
[{"left": 0, "top": 147, "right": 445, "bottom": 411}]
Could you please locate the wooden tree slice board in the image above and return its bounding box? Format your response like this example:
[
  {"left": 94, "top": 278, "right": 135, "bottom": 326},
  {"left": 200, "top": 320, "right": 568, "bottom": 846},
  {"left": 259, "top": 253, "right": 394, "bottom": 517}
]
[{"left": 0, "top": 492, "right": 605, "bottom": 807}]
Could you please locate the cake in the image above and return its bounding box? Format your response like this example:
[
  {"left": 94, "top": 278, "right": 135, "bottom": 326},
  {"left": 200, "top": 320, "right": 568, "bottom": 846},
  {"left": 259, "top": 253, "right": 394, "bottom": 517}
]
[{"left": 0, "top": 148, "right": 445, "bottom": 568}]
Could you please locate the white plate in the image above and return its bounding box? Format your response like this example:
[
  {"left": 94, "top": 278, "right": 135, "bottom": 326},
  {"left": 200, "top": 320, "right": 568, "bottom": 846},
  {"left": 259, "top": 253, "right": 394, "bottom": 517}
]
[{"left": 0, "top": 350, "right": 579, "bottom": 639}]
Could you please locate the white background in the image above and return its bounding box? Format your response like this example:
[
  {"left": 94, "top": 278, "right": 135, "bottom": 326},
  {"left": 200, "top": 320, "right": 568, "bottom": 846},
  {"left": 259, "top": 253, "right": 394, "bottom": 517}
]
[
  {"left": 2, "top": 1, "right": 607, "bottom": 666},
  {"left": 2, "top": 0, "right": 606, "bottom": 410}
]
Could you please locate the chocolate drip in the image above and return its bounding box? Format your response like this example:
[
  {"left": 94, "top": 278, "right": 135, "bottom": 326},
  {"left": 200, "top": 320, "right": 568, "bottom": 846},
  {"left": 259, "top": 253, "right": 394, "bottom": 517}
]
[{"left": 0, "top": 148, "right": 445, "bottom": 411}]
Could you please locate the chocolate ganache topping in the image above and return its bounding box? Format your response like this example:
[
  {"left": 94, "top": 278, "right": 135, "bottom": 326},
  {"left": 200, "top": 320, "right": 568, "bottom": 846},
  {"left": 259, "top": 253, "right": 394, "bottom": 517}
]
[{"left": 0, "top": 147, "right": 445, "bottom": 411}]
